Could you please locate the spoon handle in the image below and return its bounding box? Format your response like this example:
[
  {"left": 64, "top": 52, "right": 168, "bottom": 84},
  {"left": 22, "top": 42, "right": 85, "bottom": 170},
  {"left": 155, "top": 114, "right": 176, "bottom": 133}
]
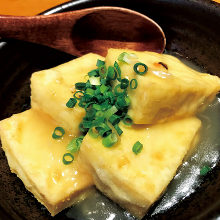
[{"left": 0, "top": 12, "right": 84, "bottom": 53}]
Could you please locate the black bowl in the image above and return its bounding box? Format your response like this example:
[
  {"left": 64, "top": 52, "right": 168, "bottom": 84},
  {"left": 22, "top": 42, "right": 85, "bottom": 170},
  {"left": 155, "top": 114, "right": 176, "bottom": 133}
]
[{"left": 0, "top": 0, "right": 220, "bottom": 219}]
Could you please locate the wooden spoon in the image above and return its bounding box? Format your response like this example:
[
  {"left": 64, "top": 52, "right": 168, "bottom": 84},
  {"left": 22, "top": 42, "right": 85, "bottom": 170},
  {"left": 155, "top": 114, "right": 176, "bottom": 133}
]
[{"left": 0, "top": 6, "right": 166, "bottom": 57}]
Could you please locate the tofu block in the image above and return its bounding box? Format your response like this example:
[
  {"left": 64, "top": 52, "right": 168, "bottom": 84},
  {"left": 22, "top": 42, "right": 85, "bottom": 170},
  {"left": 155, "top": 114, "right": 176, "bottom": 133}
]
[
  {"left": 79, "top": 117, "right": 201, "bottom": 219},
  {"left": 0, "top": 109, "right": 93, "bottom": 216},
  {"left": 31, "top": 53, "right": 104, "bottom": 135},
  {"left": 106, "top": 49, "right": 220, "bottom": 124}
]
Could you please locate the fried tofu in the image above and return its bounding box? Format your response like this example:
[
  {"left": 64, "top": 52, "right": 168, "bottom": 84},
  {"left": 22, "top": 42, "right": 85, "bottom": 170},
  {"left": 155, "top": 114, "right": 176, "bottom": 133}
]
[
  {"left": 0, "top": 109, "right": 93, "bottom": 216},
  {"left": 79, "top": 117, "right": 201, "bottom": 219},
  {"left": 105, "top": 49, "right": 220, "bottom": 124},
  {"left": 31, "top": 53, "right": 104, "bottom": 135}
]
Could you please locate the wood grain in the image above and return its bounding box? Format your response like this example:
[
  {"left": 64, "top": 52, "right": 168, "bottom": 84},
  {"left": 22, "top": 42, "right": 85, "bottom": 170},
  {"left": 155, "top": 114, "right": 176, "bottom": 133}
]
[{"left": 0, "top": 7, "right": 166, "bottom": 57}]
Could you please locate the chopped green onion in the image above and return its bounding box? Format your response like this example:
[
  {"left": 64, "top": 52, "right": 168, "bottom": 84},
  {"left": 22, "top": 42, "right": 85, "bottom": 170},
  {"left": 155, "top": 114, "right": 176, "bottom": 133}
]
[
  {"left": 107, "top": 66, "right": 117, "bottom": 80},
  {"left": 67, "top": 138, "right": 81, "bottom": 153},
  {"left": 200, "top": 165, "right": 211, "bottom": 176},
  {"left": 114, "top": 84, "right": 125, "bottom": 96},
  {"left": 130, "top": 79, "right": 138, "bottom": 89},
  {"left": 82, "top": 120, "right": 93, "bottom": 128},
  {"left": 52, "top": 127, "right": 65, "bottom": 139},
  {"left": 84, "top": 102, "right": 94, "bottom": 111},
  {"left": 63, "top": 57, "right": 140, "bottom": 150},
  {"left": 114, "top": 124, "right": 123, "bottom": 136},
  {"left": 109, "top": 114, "right": 120, "bottom": 126},
  {"left": 96, "top": 123, "right": 112, "bottom": 137},
  {"left": 100, "top": 84, "right": 109, "bottom": 93},
  {"left": 92, "top": 117, "right": 106, "bottom": 127},
  {"left": 96, "top": 111, "right": 105, "bottom": 118},
  {"left": 88, "top": 127, "right": 99, "bottom": 138},
  {"left": 133, "top": 62, "right": 148, "bottom": 75},
  {"left": 100, "top": 78, "right": 107, "bottom": 85},
  {"left": 114, "top": 61, "right": 121, "bottom": 82},
  {"left": 75, "top": 82, "right": 86, "bottom": 90},
  {"left": 120, "top": 78, "right": 129, "bottom": 89},
  {"left": 79, "top": 122, "right": 88, "bottom": 134},
  {"left": 63, "top": 153, "right": 74, "bottom": 165},
  {"left": 96, "top": 59, "right": 105, "bottom": 67},
  {"left": 66, "top": 98, "right": 77, "bottom": 108},
  {"left": 118, "top": 52, "right": 138, "bottom": 64},
  {"left": 74, "top": 91, "right": 84, "bottom": 100},
  {"left": 105, "top": 105, "right": 118, "bottom": 119},
  {"left": 125, "top": 96, "right": 131, "bottom": 106},
  {"left": 88, "top": 69, "right": 99, "bottom": 77},
  {"left": 85, "top": 88, "right": 95, "bottom": 96},
  {"left": 116, "top": 96, "right": 130, "bottom": 109},
  {"left": 132, "top": 141, "right": 143, "bottom": 155},
  {"left": 89, "top": 76, "right": 101, "bottom": 85},
  {"left": 123, "top": 115, "right": 133, "bottom": 125},
  {"left": 77, "top": 135, "right": 84, "bottom": 142},
  {"left": 98, "top": 65, "right": 107, "bottom": 78},
  {"left": 78, "top": 100, "right": 86, "bottom": 108},
  {"left": 102, "top": 133, "right": 118, "bottom": 147},
  {"left": 93, "top": 104, "right": 103, "bottom": 111},
  {"left": 118, "top": 52, "right": 127, "bottom": 63}
]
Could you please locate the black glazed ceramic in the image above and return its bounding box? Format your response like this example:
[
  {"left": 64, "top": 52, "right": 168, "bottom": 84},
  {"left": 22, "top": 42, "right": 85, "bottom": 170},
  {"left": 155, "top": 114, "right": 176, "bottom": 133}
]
[{"left": 0, "top": 0, "right": 220, "bottom": 219}]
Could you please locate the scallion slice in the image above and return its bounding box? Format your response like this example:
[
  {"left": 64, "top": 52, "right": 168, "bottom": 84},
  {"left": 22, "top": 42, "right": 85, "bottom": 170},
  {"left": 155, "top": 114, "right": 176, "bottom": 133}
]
[
  {"left": 105, "top": 105, "right": 118, "bottom": 119},
  {"left": 114, "top": 61, "right": 121, "bottom": 82},
  {"left": 108, "top": 114, "right": 120, "bottom": 126},
  {"left": 88, "top": 69, "right": 99, "bottom": 77},
  {"left": 66, "top": 98, "right": 77, "bottom": 108},
  {"left": 114, "top": 124, "right": 123, "bottom": 136},
  {"left": 200, "top": 165, "right": 211, "bottom": 176},
  {"left": 107, "top": 66, "right": 117, "bottom": 80},
  {"left": 132, "top": 141, "right": 143, "bottom": 155},
  {"left": 114, "top": 84, "right": 125, "bottom": 96},
  {"left": 75, "top": 82, "right": 86, "bottom": 90},
  {"left": 67, "top": 138, "right": 80, "bottom": 153},
  {"left": 123, "top": 115, "right": 133, "bottom": 125},
  {"left": 118, "top": 52, "right": 138, "bottom": 64},
  {"left": 102, "top": 133, "right": 118, "bottom": 147},
  {"left": 96, "top": 123, "right": 112, "bottom": 137},
  {"left": 133, "top": 62, "right": 148, "bottom": 75},
  {"left": 82, "top": 120, "right": 93, "bottom": 128},
  {"left": 88, "top": 127, "right": 99, "bottom": 138},
  {"left": 85, "top": 88, "right": 95, "bottom": 96},
  {"left": 74, "top": 91, "right": 84, "bottom": 100},
  {"left": 96, "top": 59, "right": 105, "bottom": 67},
  {"left": 130, "top": 79, "right": 138, "bottom": 89},
  {"left": 98, "top": 65, "right": 107, "bottom": 78},
  {"left": 52, "top": 127, "right": 65, "bottom": 139},
  {"left": 120, "top": 78, "right": 129, "bottom": 89},
  {"left": 100, "top": 84, "right": 109, "bottom": 93},
  {"left": 63, "top": 153, "right": 74, "bottom": 165},
  {"left": 89, "top": 76, "right": 101, "bottom": 85}
]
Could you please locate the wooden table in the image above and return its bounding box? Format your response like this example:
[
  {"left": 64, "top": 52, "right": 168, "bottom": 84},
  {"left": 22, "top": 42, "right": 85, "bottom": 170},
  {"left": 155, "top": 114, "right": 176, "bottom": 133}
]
[{"left": 0, "top": 0, "right": 70, "bottom": 16}]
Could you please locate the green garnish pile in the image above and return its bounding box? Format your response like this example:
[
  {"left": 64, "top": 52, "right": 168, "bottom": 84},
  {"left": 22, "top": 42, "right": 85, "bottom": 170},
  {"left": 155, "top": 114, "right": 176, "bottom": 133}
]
[{"left": 52, "top": 52, "right": 148, "bottom": 164}]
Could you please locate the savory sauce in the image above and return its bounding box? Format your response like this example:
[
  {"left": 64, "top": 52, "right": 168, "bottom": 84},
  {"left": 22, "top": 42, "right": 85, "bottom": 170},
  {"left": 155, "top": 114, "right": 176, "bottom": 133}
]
[{"left": 0, "top": 0, "right": 69, "bottom": 16}]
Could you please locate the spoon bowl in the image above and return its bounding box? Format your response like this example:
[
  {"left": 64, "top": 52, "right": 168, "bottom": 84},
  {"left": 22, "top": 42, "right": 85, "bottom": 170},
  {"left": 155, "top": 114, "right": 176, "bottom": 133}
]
[{"left": 0, "top": 7, "right": 166, "bottom": 56}]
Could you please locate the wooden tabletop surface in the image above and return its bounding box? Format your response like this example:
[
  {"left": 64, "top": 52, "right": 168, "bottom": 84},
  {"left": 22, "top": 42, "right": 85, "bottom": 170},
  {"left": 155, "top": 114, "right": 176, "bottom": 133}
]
[
  {"left": 0, "top": 0, "right": 219, "bottom": 16},
  {"left": 0, "top": 0, "right": 70, "bottom": 16}
]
